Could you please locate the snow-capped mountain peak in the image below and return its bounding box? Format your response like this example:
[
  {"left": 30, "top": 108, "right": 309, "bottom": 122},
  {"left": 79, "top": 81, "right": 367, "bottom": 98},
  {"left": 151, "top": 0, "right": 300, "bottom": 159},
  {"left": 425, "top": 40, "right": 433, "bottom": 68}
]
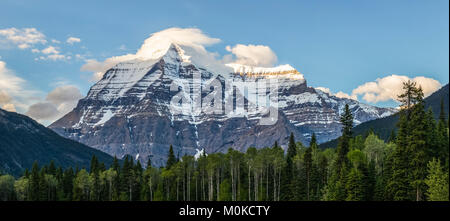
[{"left": 50, "top": 46, "right": 396, "bottom": 167}]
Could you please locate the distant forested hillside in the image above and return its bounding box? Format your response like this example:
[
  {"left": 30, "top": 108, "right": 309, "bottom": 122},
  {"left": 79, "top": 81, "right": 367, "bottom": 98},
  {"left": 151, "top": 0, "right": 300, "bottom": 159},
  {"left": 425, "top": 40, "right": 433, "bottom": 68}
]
[{"left": 0, "top": 108, "right": 115, "bottom": 177}]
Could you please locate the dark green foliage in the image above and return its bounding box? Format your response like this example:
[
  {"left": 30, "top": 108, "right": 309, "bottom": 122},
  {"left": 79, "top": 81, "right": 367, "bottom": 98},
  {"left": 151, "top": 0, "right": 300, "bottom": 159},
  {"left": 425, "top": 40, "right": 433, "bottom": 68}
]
[
  {"left": 166, "top": 145, "right": 177, "bottom": 170},
  {"left": 0, "top": 82, "right": 447, "bottom": 201},
  {"left": 336, "top": 104, "right": 353, "bottom": 176}
]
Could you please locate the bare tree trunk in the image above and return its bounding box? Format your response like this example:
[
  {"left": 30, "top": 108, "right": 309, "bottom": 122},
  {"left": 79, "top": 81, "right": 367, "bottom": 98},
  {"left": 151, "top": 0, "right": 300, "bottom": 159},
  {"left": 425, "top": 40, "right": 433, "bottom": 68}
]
[
  {"left": 277, "top": 169, "right": 281, "bottom": 201},
  {"left": 248, "top": 165, "right": 251, "bottom": 201},
  {"left": 273, "top": 167, "right": 276, "bottom": 201},
  {"left": 149, "top": 177, "right": 152, "bottom": 201}
]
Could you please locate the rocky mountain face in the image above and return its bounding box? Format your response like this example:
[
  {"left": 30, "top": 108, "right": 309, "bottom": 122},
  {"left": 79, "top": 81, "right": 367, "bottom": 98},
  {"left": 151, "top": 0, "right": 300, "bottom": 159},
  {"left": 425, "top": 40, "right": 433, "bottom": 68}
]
[
  {"left": 49, "top": 43, "right": 395, "bottom": 166},
  {"left": 0, "top": 108, "right": 114, "bottom": 177}
]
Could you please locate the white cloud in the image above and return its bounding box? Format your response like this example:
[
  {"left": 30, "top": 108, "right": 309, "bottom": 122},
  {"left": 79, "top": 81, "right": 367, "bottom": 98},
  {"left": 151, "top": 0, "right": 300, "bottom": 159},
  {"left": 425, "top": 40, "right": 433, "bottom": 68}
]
[
  {"left": 0, "top": 61, "right": 26, "bottom": 98},
  {"left": 0, "top": 28, "right": 47, "bottom": 49},
  {"left": 0, "top": 90, "right": 15, "bottom": 111},
  {"left": 315, "top": 87, "right": 357, "bottom": 100},
  {"left": 225, "top": 44, "right": 277, "bottom": 67},
  {"left": 352, "top": 75, "right": 441, "bottom": 103},
  {"left": 25, "top": 85, "right": 83, "bottom": 124},
  {"left": 0, "top": 60, "right": 80, "bottom": 122},
  {"left": 18, "top": 43, "right": 30, "bottom": 49},
  {"left": 0, "top": 27, "right": 76, "bottom": 62},
  {"left": 335, "top": 91, "right": 358, "bottom": 100},
  {"left": 66, "top": 37, "right": 81, "bottom": 44},
  {"left": 37, "top": 46, "right": 68, "bottom": 61},
  {"left": 0, "top": 60, "right": 42, "bottom": 112},
  {"left": 41, "top": 46, "right": 59, "bottom": 54},
  {"left": 0, "top": 90, "right": 12, "bottom": 104},
  {"left": 46, "top": 54, "right": 66, "bottom": 61}
]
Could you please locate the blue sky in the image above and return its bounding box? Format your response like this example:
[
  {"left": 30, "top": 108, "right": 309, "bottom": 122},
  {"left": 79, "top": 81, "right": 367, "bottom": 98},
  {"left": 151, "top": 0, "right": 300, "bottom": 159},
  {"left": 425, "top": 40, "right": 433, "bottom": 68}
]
[{"left": 0, "top": 0, "right": 448, "bottom": 122}]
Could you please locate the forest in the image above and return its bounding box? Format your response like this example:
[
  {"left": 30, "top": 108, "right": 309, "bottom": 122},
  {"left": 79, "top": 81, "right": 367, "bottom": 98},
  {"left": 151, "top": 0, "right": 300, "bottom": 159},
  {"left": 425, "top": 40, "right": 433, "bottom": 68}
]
[{"left": 0, "top": 81, "right": 448, "bottom": 201}]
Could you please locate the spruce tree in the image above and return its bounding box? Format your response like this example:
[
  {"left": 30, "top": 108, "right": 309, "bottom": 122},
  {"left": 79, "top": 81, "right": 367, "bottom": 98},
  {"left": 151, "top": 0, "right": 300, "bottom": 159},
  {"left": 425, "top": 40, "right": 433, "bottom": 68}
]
[
  {"left": 90, "top": 155, "right": 99, "bottom": 173},
  {"left": 166, "top": 145, "right": 177, "bottom": 169},
  {"left": 425, "top": 158, "right": 449, "bottom": 201},
  {"left": 62, "top": 167, "right": 74, "bottom": 200},
  {"left": 287, "top": 132, "right": 297, "bottom": 200},
  {"left": 48, "top": 160, "right": 56, "bottom": 176},
  {"left": 437, "top": 99, "right": 449, "bottom": 165},
  {"left": 408, "top": 87, "right": 428, "bottom": 201},
  {"left": 304, "top": 146, "right": 312, "bottom": 200},
  {"left": 336, "top": 104, "right": 353, "bottom": 176},
  {"left": 388, "top": 129, "right": 396, "bottom": 143},
  {"left": 345, "top": 167, "right": 365, "bottom": 201},
  {"left": 111, "top": 156, "right": 120, "bottom": 200},
  {"left": 388, "top": 112, "right": 411, "bottom": 200},
  {"left": 30, "top": 161, "right": 40, "bottom": 201},
  {"left": 287, "top": 132, "right": 297, "bottom": 160}
]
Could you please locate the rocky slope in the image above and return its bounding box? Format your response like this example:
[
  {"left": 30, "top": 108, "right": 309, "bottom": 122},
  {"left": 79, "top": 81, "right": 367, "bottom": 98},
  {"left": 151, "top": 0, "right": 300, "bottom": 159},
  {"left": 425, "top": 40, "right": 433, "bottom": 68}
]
[{"left": 50, "top": 43, "right": 395, "bottom": 166}]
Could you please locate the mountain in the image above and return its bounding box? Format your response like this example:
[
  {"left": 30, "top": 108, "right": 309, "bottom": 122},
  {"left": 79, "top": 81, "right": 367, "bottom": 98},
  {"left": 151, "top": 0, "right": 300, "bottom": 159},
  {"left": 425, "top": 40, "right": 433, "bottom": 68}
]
[
  {"left": 49, "top": 43, "right": 396, "bottom": 167},
  {"left": 0, "top": 108, "right": 115, "bottom": 177},
  {"left": 319, "top": 83, "right": 449, "bottom": 148}
]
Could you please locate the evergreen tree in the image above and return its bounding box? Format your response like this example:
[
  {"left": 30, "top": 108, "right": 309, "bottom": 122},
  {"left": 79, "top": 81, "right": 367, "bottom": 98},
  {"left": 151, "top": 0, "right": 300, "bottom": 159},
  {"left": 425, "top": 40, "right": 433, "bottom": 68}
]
[
  {"left": 388, "top": 112, "right": 411, "bottom": 200},
  {"left": 281, "top": 132, "right": 297, "bottom": 200},
  {"left": 388, "top": 129, "right": 396, "bottom": 143},
  {"left": 29, "top": 161, "right": 40, "bottom": 201},
  {"left": 62, "top": 167, "right": 74, "bottom": 200},
  {"left": 38, "top": 168, "right": 48, "bottom": 201},
  {"left": 408, "top": 87, "right": 428, "bottom": 201},
  {"left": 166, "top": 145, "right": 177, "bottom": 170},
  {"left": 336, "top": 104, "right": 353, "bottom": 176},
  {"left": 304, "top": 146, "right": 312, "bottom": 200},
  {"left": 437, "top": 99, "right": 449, "bottom": 165},
  {"left": 345, "top": 167, "right": 365, "bottom": 201},
  {"left": 90, "top": 155, "right": 99, "bottom": 173},
  {"left": 287, "top": 132, "right": 297, "bottom": 160},
  {"left": 48, "top": 160, "right": 56, "bottom": 176},
  {"left": 111, "top": 156, "right": 120, "bottom": 200},
  {"left": 387, "top": 81, "right": 425, "bottom": 201},
  {"left": 326, "top": 104, "right": 354, "bottom": 201},
  {"left": 425, "top": 158, "right": 449, "bottom": 201}
]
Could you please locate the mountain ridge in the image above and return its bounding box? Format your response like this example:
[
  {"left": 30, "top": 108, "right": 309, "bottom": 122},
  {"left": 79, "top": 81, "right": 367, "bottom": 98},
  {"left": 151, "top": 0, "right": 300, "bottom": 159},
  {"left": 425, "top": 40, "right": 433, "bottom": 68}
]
[
  {"left": 49, "top": 43, "right": 396, "bottom": 166},
  {"left": 0, "top": 108, "right": 115, "bottom": 177}
]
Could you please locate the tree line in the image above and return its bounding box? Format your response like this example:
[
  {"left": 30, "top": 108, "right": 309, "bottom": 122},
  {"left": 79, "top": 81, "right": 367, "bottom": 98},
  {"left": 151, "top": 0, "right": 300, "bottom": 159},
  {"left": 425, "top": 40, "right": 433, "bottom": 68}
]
[{"left": 0, "top": 81, "right": 448, "bottom": 201}]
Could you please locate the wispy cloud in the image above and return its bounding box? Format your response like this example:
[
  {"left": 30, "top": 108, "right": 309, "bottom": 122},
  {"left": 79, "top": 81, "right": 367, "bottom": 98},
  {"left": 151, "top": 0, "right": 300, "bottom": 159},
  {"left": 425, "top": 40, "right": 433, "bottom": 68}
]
[
  {"left": 0, "top": 60, "right": 42, "bottom": 112},
  {"left": 0, "top": 28, "right": 47, "bottom": 50},
  {"left": 66, "top": 37, "right": 81, "bottom": 44},
  {"left": 0, "top": 27, "right": 82, "bottom": 62}
]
